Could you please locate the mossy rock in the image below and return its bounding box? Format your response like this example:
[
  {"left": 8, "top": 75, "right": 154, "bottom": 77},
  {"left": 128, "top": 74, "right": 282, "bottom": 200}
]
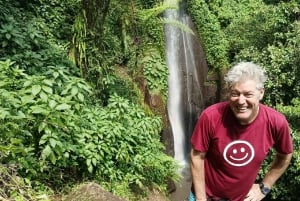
[{"left": 63, "top": 182, "right": 125, "bottom": 201}]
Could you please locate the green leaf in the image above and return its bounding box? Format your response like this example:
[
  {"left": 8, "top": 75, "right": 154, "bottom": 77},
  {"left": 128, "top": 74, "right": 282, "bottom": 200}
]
[
  {"left": 75, "top": 103, "right": 81, "bottom": 110},
  {"left": 16, "top": 111, "right": 26, "bottom": 118},
  {"left": 2, "top": 40, "right": 8, "bottom": 47},
  {"left": 49, "top": 100, "right": 57, "bottom": 109},
  {"left": 42, "top": 85, "right": 53, "bottom": 94},
  {"left": 43, "top": 79, "right": 53, "bottom": 86},
  {"left": 32, "top": 85, "right": 42, "bottom": 96},
  {"left": 10, "top": 138, "right": 22, "bottom": 144},
  {"left": 53, "top": 72, "right": 59, "bottom": 79},
  {"left": 88, "top": 165, "right": 93, "bottom": 173},
  {"left": 77, "top": 93, "right": 84, "bottom": 102},
  {"left": 38, "top": 122, "right": 47, "bottom": 133},
  {"left": 50, "top": 152, "right": 57, "bottom": 164},
  {"left": 55, "top": 103, "right": 71, "bottom": 111},
  {"left": 5, "top": 33, "right": 11, "bottom": 40},
  {"left": 92, "top": 158, "right": 97, "bottom": 166},
  {"left": 0, "top": 81, "right": 7, "bottom": 87},
  {"left": 87, "top": 158, "right": 91, "bottom": 166},
  {"left": 64, "top": 151, "right": 70, "bottom": 158},
  {"left": 23, "top": 80, "right": 32, "bottom": 87},
  {"left": 61, "top": 88, "right": 69, "bottom": 95},
  {"left": 21, "top": 95, "right": 34, "bottom": 105},
  {"left": 71, "top": 86, "right": 78, "bottom": 96},
  {"left": 49, "top": 138, "right": 57, "bottom": 148},
  {"left": 41, "top": 145, "right": 52, "bottom": 159},
  {"left": 30, "top": 106, "right": 49, "bottom": 115},
  {"left": 39, "top": 91, "right": 48, "bottom": 102}
]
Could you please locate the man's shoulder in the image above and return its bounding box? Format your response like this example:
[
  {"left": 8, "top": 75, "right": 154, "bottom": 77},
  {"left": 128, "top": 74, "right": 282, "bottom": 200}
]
[
  {"left": 260, "top": 104, "right": 285, "bottom": 116},
  {"left": 259, "top": 104, "right": 287, "bottom": 121}
]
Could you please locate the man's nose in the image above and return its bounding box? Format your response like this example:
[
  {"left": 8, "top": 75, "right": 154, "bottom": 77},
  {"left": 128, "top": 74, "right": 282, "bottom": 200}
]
[{"left": 237, "top": 94, "right": 246, "bottom": 104}]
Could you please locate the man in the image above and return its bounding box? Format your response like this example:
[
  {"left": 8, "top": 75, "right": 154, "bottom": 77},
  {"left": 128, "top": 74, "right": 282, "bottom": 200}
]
[{"left": 189, "top": 62, "right": 293, "bottom": 201}]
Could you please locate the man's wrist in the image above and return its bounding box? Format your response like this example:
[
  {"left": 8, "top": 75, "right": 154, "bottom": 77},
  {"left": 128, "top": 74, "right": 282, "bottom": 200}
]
[{"left": 259, "top": 182, "right": 271, "bottom": 195}]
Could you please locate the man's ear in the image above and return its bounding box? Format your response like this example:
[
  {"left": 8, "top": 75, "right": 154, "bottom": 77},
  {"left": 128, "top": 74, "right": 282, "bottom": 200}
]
[{"left": 259, "top": 88, "right": 265, "bottom": 100}]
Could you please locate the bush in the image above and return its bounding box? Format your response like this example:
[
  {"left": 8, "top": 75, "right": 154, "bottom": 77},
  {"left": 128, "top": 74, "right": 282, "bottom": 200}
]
[
  {"left": 0, "top": 59, "right": 179, "bottom": 200},
  {"left": 259, "top": 101, "right": 300, "bottom": 200}
]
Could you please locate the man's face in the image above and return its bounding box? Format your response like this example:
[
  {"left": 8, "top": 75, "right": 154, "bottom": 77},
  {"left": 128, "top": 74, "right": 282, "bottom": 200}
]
[{"left": 229, "top": 79, "right": 264, "bottom": 125}]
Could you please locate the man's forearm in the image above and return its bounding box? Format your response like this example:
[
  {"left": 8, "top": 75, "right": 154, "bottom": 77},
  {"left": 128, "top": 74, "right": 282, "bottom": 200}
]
[
  {"left": 190, "top": 148, "right": 207, "bottom": 200},
  {"left": 262, "top": 152, "right": 293, "bottom": 188}
]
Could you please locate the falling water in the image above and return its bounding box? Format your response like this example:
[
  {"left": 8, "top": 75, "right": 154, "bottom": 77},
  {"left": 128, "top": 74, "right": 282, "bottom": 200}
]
[
  {"left": 165, "top": 7, "right": 186, "bottom": 166},
  {"left": 165, "top": 2, "right": 207, "bottom": 201}
]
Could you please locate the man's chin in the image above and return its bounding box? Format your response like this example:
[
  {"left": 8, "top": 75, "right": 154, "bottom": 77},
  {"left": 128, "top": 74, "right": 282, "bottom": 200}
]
[{"left": 234, "top": 114, "right": 251, "bottom": 124}]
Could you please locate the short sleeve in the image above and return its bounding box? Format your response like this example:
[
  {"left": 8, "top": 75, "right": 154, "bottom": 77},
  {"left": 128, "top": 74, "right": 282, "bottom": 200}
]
[{"left": 191, "top": 112, "right": 212, "bottom": 152}]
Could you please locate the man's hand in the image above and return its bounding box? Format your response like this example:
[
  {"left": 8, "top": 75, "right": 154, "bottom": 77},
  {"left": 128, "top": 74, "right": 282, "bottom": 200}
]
[
  {"left": 244, "top": 183, "right": 265, "bottom": 201},
  {"left": 195, "top": 198, "right": 207, "bottom": 201}
]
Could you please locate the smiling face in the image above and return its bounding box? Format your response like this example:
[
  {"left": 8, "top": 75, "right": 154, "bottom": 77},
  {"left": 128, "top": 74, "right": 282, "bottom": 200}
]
[
  {"left": 223, "top": 140, "right": 255, "bottom": 166},
  {"left": 229, "top": 79, "right": 264, "bottom": 125}
]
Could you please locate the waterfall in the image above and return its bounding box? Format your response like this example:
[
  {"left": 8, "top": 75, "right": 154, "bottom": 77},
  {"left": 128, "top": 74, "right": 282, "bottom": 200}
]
[
  {"left": 165, "top": 8, "right": 186, "bottom": 165},
  {"left": 164, "top": 2, "right": 208, "bottom": 200},
  {"left": 165, "top": 3, "right": 205, "bottom": 168}
]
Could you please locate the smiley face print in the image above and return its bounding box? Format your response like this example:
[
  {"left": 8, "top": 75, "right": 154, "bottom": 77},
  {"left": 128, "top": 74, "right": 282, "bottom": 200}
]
[{"left": 223, "top": 140, "right": 255, "bottom": 167}]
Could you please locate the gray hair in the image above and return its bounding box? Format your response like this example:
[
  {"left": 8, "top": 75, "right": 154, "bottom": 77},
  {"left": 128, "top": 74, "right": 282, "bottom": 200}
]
[{"left": 224, "top": 62, "right": 267, "bottom": 90}]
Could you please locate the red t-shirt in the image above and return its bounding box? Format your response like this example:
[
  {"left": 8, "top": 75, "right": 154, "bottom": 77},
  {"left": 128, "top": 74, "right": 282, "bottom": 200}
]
[{"left": 191, "top": 102, "right": 293, "bottom": 201}]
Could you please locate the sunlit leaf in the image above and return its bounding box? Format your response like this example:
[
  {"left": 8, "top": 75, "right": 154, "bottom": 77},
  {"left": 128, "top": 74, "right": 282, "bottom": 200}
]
[
  {"left": 41, "top": 145, "right": 52, "bottom": 159},
  {"left": 32, "top": 85, "right": 41, "bottom": 96},
  {"left": 21, "top": 95, "right": 34, "bottom": 105},
  {"left": 23, "top": 80, "right": 32, "bottom": 87},
  {"left": 49, "top": 100, "right": 57, "bottom": 108},
  {"left": 77, "top": 93, "right": 84, "bottom": 102},
  {"left": 39, "top": 91, "right": 48, "bottom": 101},
  {"left": 50, "top": 138, "right": 57, "bottom": 148},
  {"left": 43, "top": 79, "right": 53, "bottom": 86},
  {"left": 71, "top": 86, "right": 78, "bottom": 96},
  {"left": 30, "top": 106, "right": 49, "bottom": 115},
  {"left": 42, "top": 85, "right": 53, "bottom": 94},
  {"left": 38, "top": 121, "right": 47, "bottom": 133},
  {"left": 55, "top": 103, "right": 71, "bottom": 110}
]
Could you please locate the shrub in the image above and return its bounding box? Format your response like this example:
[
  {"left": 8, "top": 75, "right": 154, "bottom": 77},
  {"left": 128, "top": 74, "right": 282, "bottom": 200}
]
[
  {"left": 259, "top": 101, "right": 300, "bottom": 200},
  {"left": 0, "top": 59, "right": 179, "bottom": 200}
]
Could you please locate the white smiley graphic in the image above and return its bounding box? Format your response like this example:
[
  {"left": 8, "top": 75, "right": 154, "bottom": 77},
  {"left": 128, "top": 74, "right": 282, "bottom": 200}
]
[{"left": 223, "top": 140, "right": 254, "bottom": 167}]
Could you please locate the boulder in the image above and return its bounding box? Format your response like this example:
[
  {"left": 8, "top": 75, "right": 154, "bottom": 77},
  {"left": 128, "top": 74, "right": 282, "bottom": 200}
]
[{"left": 63, "top": 182, "right": 125, "bottom": 201}]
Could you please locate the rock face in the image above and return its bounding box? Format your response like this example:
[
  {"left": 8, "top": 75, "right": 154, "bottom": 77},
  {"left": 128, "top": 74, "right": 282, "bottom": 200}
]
[{"left": 63, "top": 182, "right": 125, "bottom": 201}]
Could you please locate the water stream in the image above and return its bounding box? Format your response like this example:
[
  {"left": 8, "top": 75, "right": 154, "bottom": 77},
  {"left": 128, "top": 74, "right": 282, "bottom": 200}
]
[{"left": 164, "top": 2, "right": 207, "bottom": 201}]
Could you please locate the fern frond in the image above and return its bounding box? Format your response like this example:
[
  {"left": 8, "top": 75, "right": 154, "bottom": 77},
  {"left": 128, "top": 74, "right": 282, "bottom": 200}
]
[
  {"left": 161, "top": 17, "right": 195, "bottom": 35},
  {"left": 137, "top": 0, "right": 181, "bottom": 21}
]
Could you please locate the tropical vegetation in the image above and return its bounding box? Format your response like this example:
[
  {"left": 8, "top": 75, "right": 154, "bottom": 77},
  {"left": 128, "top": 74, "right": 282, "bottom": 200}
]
[{"left": 0, "top": 0, "right": 300, "bottom": 200}]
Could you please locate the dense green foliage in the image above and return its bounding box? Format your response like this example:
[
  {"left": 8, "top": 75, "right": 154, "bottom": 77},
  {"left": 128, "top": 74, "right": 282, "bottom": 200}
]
[
  {"left": 186, "top": 0, "right": 230, "bottom": 69},
  {"left": 0, "top": 58, "right": 178, "bottom": 200},
  {"left": 259, "top": 100, "right": 300, "bottom": 201},
  {"left": 187, "top": 0, "right": 300, "bottom": 200},
  {"left": 71, "top": 0, "right": 171, "bottom": 102},
  {"left": 188, "top": 0, "right": 300, "bottom": 106},
  {"left": 0, "top": 0, "right": 178, "bottom": 200}
]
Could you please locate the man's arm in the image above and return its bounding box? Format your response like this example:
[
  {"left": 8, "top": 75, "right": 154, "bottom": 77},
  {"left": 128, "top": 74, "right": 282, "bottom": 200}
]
[
  {"left": 245, "top": 152, "right": 293, "bottom": 201},
  {"left": 262, "top": 152, "right": 292, "bottom": 188},
  {"left": 190, "top": 148, "right": 207, "bottom": 201}
]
